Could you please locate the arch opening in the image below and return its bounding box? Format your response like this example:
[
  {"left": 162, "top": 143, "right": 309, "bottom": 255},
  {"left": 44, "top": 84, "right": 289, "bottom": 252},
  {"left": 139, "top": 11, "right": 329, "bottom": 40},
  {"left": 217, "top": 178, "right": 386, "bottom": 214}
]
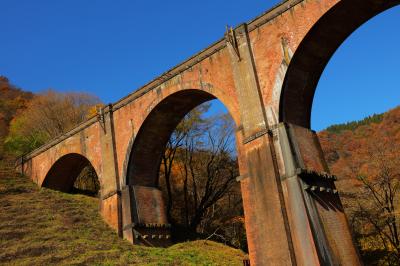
[
  {"left": 126, "top": 89, "right": 216, "bottom": 187},
  {"left": 279, "top": 1, "right": 400, "bottom": 264},
  {"left": 43, "top": 153, "right": 100, "bottom": 196},
  {"left": 279, "top": 0, "right": 400, "bottom": 128},
  {"left": 125, "top": 89, "right": 247, "bottom": 251}
]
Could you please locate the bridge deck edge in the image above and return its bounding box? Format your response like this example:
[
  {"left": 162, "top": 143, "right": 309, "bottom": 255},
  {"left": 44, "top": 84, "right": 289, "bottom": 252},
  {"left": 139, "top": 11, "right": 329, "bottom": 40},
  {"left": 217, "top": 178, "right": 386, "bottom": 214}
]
[{"left": 19, "top": 0, "right": 305, "bottom": 162}]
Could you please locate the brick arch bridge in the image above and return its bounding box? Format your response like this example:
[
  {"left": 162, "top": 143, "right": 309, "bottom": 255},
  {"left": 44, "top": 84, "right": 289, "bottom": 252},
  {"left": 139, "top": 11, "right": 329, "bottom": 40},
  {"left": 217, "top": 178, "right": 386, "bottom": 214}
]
[{"left": 17, "top": 0, "right": 399, "bottom": 264}]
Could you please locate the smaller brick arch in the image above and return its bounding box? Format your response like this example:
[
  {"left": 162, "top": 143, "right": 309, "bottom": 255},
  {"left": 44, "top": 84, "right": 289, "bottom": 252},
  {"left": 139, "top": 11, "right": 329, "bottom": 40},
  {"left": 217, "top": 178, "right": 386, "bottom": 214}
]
[
  {"left": 125, "top": 89, "right": 238, "bottom": 187},
  {"left": 42, "top": 153, "right": 99, "bottom": 193},
  {"left": 279, "top": 0, "right": 400, "bottom": 128}
]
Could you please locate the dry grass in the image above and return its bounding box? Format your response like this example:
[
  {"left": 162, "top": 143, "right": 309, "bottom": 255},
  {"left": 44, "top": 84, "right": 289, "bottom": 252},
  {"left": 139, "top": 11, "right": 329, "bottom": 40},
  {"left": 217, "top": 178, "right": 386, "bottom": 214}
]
[{"left": 0, "top": 161, "right": 246, "bottom": 265}]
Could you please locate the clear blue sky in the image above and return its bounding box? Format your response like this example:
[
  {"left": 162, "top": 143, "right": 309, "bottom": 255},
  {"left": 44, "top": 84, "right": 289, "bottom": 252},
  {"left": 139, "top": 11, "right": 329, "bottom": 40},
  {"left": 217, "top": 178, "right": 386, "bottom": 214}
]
[{"left": 1, "top": 0, "right": 399, "bottom": 131}]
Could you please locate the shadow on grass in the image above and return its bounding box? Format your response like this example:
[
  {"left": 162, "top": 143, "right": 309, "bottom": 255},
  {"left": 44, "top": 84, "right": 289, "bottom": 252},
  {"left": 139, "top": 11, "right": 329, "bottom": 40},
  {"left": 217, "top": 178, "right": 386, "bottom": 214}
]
[{"left": 70, "top": 187, "right": 99, "bottom": 198}]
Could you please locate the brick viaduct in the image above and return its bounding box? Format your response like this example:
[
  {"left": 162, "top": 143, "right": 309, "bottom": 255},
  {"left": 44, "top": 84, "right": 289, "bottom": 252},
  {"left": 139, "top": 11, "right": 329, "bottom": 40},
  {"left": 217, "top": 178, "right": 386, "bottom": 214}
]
[{"left": 16, "top": 0, "right": 399, "bottom": 265}]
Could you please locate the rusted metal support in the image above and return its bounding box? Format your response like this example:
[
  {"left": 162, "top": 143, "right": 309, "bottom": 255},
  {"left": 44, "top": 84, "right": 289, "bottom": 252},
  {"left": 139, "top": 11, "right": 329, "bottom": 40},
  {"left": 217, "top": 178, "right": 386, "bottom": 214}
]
[{"left": 97, "top": 106, "right": 106, "bottom": 133}]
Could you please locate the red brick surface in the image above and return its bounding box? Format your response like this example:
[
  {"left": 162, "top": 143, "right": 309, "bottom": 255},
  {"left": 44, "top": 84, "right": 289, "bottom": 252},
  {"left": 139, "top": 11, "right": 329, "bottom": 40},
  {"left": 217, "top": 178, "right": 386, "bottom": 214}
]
[{"left": 20, "top": 0, "right": 398, "bottom": 264}]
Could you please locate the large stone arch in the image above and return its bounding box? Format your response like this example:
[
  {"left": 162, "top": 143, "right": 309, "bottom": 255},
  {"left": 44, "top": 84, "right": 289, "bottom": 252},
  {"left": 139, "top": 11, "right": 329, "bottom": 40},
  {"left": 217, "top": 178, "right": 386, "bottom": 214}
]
[
  {"left": 121, "top": 89, "right": 240, "bottom": 186},
  {"left": 121, "top": 88, "right": 241, "bottom": 246},
  {"left": 279, "top": 0, "right": 400, "bottom": 128},
  {"left": 42, "top": 153, "right": 99, "bottom": 193},
  {"left": 125, "top": 89, "right": 239, "bottom": 186}
]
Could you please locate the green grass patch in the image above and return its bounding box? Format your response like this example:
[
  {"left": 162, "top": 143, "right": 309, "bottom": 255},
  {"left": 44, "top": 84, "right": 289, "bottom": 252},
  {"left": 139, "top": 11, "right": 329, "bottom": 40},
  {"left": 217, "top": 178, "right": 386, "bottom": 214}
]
[{"left": 0, "top": 165, "right": 246, "bottom": 265}]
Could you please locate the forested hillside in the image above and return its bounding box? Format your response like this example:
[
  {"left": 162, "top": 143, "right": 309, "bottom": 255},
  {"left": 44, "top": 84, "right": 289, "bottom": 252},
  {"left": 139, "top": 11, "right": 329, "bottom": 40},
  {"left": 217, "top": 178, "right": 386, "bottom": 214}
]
[
  {"left": 319, "top": 106, "right": 400, "bottom": 264},
  {"left": 319, "top": 106, "right": 400, "bottom": 189},
  {"left": 0, "top": 77, "right": 33, "bottom": 159}
]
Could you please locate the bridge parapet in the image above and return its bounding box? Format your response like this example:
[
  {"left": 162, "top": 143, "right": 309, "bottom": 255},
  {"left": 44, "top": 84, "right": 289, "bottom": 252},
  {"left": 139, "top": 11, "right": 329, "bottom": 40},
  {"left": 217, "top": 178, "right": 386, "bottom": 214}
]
[{"left": 20, "top": 115, "right": 99, "bottom": 162}]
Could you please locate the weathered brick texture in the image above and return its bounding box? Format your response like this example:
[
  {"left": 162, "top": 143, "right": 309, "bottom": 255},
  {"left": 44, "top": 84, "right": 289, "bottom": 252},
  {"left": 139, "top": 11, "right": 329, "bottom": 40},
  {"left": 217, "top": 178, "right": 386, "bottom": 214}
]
[{"left": 17, "top": 0, "right": 399, "bottom": 264}]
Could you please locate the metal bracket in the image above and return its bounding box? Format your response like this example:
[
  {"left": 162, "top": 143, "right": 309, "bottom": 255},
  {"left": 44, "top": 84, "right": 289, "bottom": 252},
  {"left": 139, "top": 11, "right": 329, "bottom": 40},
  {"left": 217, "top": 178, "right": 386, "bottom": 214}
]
[
  {"left": 100, "top": 189, "right": 121, "bottom": 200},
  {"left": 281, "top": 37, "right": 291, "bottom": 66},
  {"left": 303, "top": 184, "right": 338, "bottom": 195},
  {"left": 297, "top": 168, "right": 337, "bottom": 181},
  {"left": 280, "top": 167, "right": 337, "bottom": 181},
  {"left": 97, "top": 106, "right": 106, "bottom": 133},
  {"left": 225, "top": 26, "right": 241, "bottom": 61},
  {"left": 243, "top": 128, "right": 270, "bottom": 144},
  {"left": 123, "top": 223, "right": 172, "bottom": 231},
  {"left": 293, "top": 168, "right": 339, "bottom": 195},
  {"left": 236, "top": 174, "right": 249, "bottom": 182}
]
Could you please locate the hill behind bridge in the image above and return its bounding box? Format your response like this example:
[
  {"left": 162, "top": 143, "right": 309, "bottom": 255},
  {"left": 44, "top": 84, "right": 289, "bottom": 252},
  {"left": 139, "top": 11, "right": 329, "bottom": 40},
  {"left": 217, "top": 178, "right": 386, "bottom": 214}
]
[
  {"left": 319, "top": 105, "right": 400, "bottom": 192},
  {"left": 319, "top": 105, "right": 400, "bottom": 264},
  {"left": 0, "top": 77, "right": 33, "bottom": 159}
]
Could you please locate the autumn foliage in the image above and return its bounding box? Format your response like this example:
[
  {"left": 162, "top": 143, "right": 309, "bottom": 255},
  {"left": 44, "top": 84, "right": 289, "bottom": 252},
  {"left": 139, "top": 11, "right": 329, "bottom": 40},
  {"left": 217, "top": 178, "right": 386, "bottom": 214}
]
[
  {"left": 0, "top": 77, "right": 33, "bottom": 159},
  {"left": 1, "top": 77, "right": 102, "bottom": 196},
  {"left": 5, "top": 89, "right": 101, "bottom": 156},
  {"left": 319, "top": 106, "right": 400, "bottom": 265},
  {"left": 159, "top": 104, "right": 246, "bottom": 250}
]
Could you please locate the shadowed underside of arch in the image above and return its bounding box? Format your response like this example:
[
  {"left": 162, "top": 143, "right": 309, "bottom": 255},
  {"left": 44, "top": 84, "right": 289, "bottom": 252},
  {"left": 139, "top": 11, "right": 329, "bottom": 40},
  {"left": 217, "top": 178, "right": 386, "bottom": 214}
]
[
  {"left": 280, "top": 0, "right": 400, "bottom": 128},
  {"left": 126, "top": 89, "right": 216, "bottom": 187},
  {"left": 42, "top": 153, "right": 95, "bottom": 193}
]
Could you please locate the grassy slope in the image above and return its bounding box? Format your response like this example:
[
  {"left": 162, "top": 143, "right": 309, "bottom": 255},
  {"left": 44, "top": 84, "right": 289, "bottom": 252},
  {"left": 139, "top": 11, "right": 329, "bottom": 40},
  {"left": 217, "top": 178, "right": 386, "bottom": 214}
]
[{"left": 0, "top": 161, "right": 246, "bottom": 266}]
